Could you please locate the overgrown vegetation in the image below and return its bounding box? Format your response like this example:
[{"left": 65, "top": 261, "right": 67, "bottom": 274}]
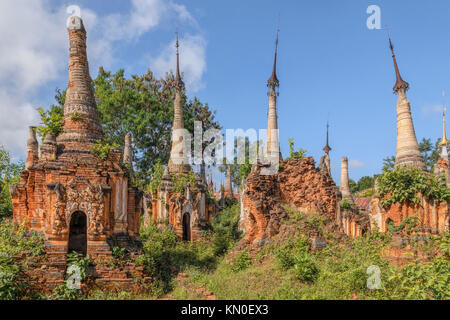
[
  {"left": 90, "top": 139, "right": 120, "bottom": 161},
  {"left": 171, "top": 206, "right": 449, "bottom": 300},
  {"left": 0, "top": 146, "right": 24, "bottom": 220},
  {"left": 50, "top": 252, "right": 92, "bottom": 300},
  {"left": 377, "top": 165, "right": 450, "bottom": 208},
  {"left": 0, "top": 219, "right": 44, "bottom": 300},
  {"left": 171, "top": 171, "right": 197, "bottom": 194},
  {"left": 288, "top": 138, "right": 307, "bottom": 159}
]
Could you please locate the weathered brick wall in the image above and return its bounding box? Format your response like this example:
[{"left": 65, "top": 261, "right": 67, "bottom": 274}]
[
  {"left": 369, "top": 195, "right": 449, "bottom": 234},
  {"left": 242, "top": 157, "right": 339, "bottom": 244}
]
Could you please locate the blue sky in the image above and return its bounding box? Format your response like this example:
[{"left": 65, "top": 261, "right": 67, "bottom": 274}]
[{"left": 0, "top": 0, "right": 449, "bottom": 185}]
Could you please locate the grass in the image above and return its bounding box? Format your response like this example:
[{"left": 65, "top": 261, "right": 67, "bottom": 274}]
[{"left": 1, "top": 203, "right": 448, "bottom": 300}]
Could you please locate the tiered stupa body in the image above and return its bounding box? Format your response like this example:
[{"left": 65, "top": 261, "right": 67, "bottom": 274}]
[
  {"left": 265, "top": 30, "right": 282, "bottom": 163},
  {"left": 389, "top": 38, "right": 425, "bottom": 169},
  {"left": 151, "top": 33, "right": 214, "bottom": 240},
  {"left": 10, "top": 16, "right": 141, "bottom": 260}
]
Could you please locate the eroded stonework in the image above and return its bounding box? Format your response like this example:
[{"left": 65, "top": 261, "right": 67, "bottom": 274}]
[
  {"left": 241, "top": 158, "right": 341, "bottom": 244},
  {"left": 10, "top": 16, "right": 142, "bottom": 290}
]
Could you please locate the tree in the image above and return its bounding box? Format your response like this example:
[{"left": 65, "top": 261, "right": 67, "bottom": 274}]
[
  {"left": 382, "top": 156, "right": 396, "bottom": 172},
  {"left": 357, "top": 176, "right": 375, "bottom": 191},
  {"left": 36, "top": 89, "right": 65, "bottom": 140},
  {"left": 418, "top": 138, "right": 441, "bottom": 171},
  {"left": 0, "top": 146, "right": 24, "bottom": 219},
  {"left": 37, "top": 68, "right": 221, "bottom": 187},
  {"left": 349, "top": 179, "right": 358, "bottom": 194}
]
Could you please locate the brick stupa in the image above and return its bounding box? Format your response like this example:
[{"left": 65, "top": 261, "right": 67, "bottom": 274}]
[{"left": 10, "top": 16, "right": 141, "bottom": 261}]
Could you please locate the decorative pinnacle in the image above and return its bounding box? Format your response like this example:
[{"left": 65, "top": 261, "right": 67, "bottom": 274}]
[
  {"left": 267, "top": 27, "right": 280, "bottom": 88},
  {"left": 323, "top": 122, "right": 331, "bottom": 154},
  {"left": 175, "top": 28, "right": 184, "bottom": 89},
  {"left": 439, "top": 93, "right": 449, "bottom": 147},
  {"left": 388, "top": 35, "right": 409, "bottom": 94}
]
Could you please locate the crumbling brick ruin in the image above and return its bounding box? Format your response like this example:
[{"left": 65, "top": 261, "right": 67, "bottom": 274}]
[{"left": 241, "top": 158, "right": 342, "bottom": 244}]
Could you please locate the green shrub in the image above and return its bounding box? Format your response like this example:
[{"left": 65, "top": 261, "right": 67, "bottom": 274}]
[
  {"left": 231, "top": 251, "right": 251, "bottom": 272},
  {"left": 171, "top": 171, "right": 196, "bottom": 194},
  {"left": 90, "top": 140, "right": 120, "bottom": 161},
  {"left": 292, "top": 253, "right": 319, "bottom": 282},
  {"left": 36, "top": 106, "right": 64, "bottom": 140},
  {"left": 288, "top": 138, "right": 307, "bottom": 159},
  {"left": 0, "top": 220, "right": 44, "bottom": 300},
  {"left": 378, "top": 166, "right": 450, "bottom": 209}
]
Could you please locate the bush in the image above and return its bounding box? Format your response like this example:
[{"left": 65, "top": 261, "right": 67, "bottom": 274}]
[
  {"left": 90, "top": 140, "right": 120, "bottom": 161},
  {"left": 171, "top": 172, "right": 196, "bottom": 194},
  {"left": 231, "top": 251, "right": 251, "bottom": 272},
  {"left": 378, "top": 166, "right": 450, "bottom": 208},
  {"left": 292, "top": 253, "right": 319, "bottom": 282},
  {"left": 288, "top": 138, "right": 307, "bottom": 159},
  {"left": 211, "top": 203, "right": 241, "bottom": 256},
  {"left": 0, "top": 220, "right": 44, "bottom": 299}
]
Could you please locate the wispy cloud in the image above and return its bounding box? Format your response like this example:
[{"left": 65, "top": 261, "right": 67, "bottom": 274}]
[
  {"left": 150, "top": 34, "right": 207, "bottom": 92},
  {"left": 0, "top": 0, "right": 206, "bottom": 159},
  {"left": 421, "top": 104, "right": 444, "bottom": 116},
  {"left": 349, "top": 160, "right": 365, "bottom": 168}
]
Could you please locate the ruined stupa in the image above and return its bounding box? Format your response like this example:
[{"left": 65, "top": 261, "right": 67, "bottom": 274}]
[
  {"left": 339, "top": 156, "right": 353, "bottom": 203},
  {"left": 10, "top": 16, "right": 141, "bottom": 260},
  {"left": 150, "top": 32, "right": 214, "bottom": 241}
]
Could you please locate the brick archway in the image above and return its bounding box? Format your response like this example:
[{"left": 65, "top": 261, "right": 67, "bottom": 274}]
[
  {"left": 68, "top": 211, "right": 87, "bottom": 256},
  {"left": 182, "top": 212, "right": 191, "bottom": 241}
]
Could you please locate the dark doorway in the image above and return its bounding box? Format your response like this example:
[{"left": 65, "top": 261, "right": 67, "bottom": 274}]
[
  {"left": 68, "top": 211, "right": 87, "bottom": 256},
  {"left": 182, "top": 212, "right": 191, "bottom": 241}
]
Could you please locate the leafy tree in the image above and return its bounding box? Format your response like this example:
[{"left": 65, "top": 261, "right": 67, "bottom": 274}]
[
  {"left": 419, "top": 138, "right": 441, "bottom": 171},
  {"left": 37, "top": 68, "right": 221, "bottom": 187},
  {"left": 348, "top": 179, "right": 358, "bottom": 194},
  {"left": 0, "top": 146, "right": 24, "bottom": 219},
  {"left": 35, "top": 89, "right": 65, "bottom": 140},
  {"left": 357, "top": 176, "right": 374, "bottom": 192},
  {"left": 382, "top": 156, "right": 396, "bottom": 172}
]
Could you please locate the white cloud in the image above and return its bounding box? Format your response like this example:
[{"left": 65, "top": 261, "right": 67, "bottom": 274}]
[
  {"left": 151, "top": 34, "right": 207, "bottom": 92},
  {"left": 349, "top": 160, "right": 365, "bottom": 168},
  {"left": 421, "top": 104, "right": 444, "bottom": 116},
  {"left": 0, "top": 0, "right": 206, "bottom": 159},
  {"left": 0, "top": 90, "right": 39, "bottom": 156}
]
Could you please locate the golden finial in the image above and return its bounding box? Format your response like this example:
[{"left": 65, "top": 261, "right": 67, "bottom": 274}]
[{"left": 439, "top": 91, "right": 449, "bottom": 147}]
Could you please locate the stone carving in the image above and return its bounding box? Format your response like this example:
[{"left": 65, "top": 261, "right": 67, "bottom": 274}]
[
  {"left": 65, "top": 181, "right": 105, "bottom": 238},
  {"left": 46, "top": 183, "right": 67, "bottom": 237}
]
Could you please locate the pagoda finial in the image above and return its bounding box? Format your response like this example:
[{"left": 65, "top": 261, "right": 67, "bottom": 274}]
[
  {"left": 439, "top": 91, "right": 449, "bottom": 147},
  {"left": 267, "top": 26, "right": 280, "bottom": 88},
  {"left": 387, "top": 30, "right": 409, "bottom": 94},
  {"left": 175, "top": 28, "right": 184, "bottom": 89},
  {"left": 323, "top": 122, "right": 331, "bottom": 154}
]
